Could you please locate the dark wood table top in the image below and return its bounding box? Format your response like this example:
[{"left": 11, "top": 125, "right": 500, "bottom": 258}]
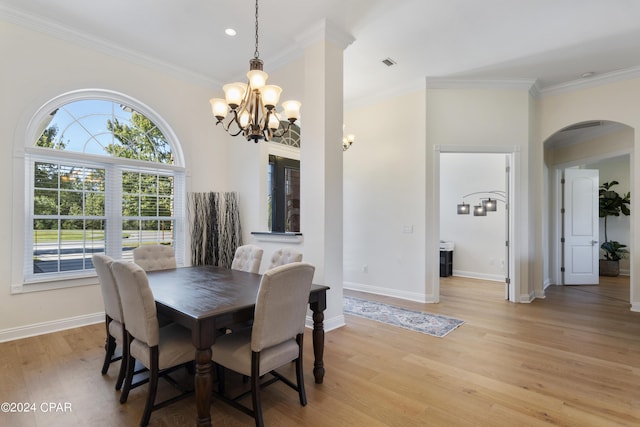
[{"left": 147, "top": 265, "right": 329, "bottom": 325}]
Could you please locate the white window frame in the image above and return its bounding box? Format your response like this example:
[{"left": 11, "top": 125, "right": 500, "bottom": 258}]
[{"left": 12, "top": 89, "right": 186, "bottom": 294}]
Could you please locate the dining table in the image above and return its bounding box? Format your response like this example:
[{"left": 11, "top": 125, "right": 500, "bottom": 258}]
[{"left": 146, "top": 265, "right": 330, "bottom": 427}]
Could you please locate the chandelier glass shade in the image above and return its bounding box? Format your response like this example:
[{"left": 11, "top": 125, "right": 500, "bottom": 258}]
[{"left": 209, "top": 0, "right": 300, "bottom": 143}]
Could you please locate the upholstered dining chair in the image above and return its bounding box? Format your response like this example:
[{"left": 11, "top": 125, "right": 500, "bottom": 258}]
[
  {"left": 133, "top": 244, "right": 177, "bottom": 271},
  {"left": 93, "top": 254, "right": 127, "bottom": 391},
  {"left": 212, "top": 262, "right": 315, "bottom": 427},
  {"left": 231, "top": 244, "right": 264, "bottom": 274},
  {"left": 267, "top": 248, "right": 303, "bottom": 269},
  {"left": 111, "top": 260, "right": 196, "bottom": 427}
]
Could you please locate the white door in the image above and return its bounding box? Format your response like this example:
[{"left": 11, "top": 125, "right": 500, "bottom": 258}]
[{"left": 563, "top": 169, "right": 599, "bottom": 285}]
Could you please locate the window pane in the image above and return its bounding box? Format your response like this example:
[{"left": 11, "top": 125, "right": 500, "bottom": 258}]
[
  {"left": 84, "top": 168, "right": 105, "bottom": 191},
  {"left": 85, "top": 193, "right": 104, "bottom": 216},
  {"left": 158, "top": 176, "right": 173, "bottom": 195},
  {"left": 33, "top": 219, "right": 59, "bottom": 274},
  {"left": 285, "top": 167, "right": 301, "bottom": 232},
  {"left": 59, "top": 190, "right": 82, "bottom": 215},
  {"left": 122, "top": 171, "right": 140, "bottom": 192},
  {"left": 35, "top": 100, "right": 174, "bottom": 164},
  {"left": 34, "top": 162, "right": 58, "bottom": 188},
  {"left": 27, "top": 96, "right": 181, "bottom": 281},
  {"left": 60, "top": 219, "right": 87, "bottom": 271},
  {"left": 34, "top": 189, "right": 58, "bottom": 215},
  {"left": 158, "top": 196, "right": 172, "bottom": 216},
  {"left": 268, "top": 155, "right": 300, "bottom": 232},
  {"left": 140, "top": 196, "right": 158, "bottom": 216},
  {"left": 122, "top": 194, "right": 139, "bottom": 216}
]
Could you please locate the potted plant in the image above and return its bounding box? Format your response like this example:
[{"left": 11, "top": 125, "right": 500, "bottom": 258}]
[{"left": 599, "top": 180, "right": 630, "bottom": 276}]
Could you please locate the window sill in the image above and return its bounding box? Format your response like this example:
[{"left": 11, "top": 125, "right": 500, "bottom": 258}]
[
  {"left": 12, "top": 274, "right": 99, "bottom": 294},
  {"left": 250, "top": 232, "right": 303, "bottom": 244}
]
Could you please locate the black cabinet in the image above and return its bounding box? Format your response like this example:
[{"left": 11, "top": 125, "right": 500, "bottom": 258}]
[{"left": 439, "top": 250, "right": 453, "bottom": 277}]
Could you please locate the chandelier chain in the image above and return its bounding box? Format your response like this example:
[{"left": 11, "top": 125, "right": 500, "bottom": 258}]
[{"left": 254, "top": 0, "right": 259, "bottom": 59}]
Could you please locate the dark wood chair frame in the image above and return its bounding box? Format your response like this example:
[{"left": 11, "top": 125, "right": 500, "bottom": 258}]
[
  {"left": 214, "top": 333, "right": 307, "bottom": 427},
  {"left": 119, "top": 330, "right": 194, "bottom": 427}
]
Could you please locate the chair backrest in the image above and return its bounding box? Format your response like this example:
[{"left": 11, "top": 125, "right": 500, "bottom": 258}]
[
  {"left": 93, "top": 254, "right": 124, "bottom": 324},
  {"left": 111, "top": 261, "right": 160, "bottom": 347},
  {"left": 133, "top": 245, "right": 177, "bottom": 271},
  {"left": 267, "top": 248, "right": 303, "bottom": 269},
  {"left": 251, "top": 262, "right": 315, "bottom": 352},
  {"left": 231, "top": 244, "right": 264, "bottom": 274}
]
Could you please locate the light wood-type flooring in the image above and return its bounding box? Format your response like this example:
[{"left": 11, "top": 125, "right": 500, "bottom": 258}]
[{"left": 1, "top": 276, "right": 639, "bottom": 426}]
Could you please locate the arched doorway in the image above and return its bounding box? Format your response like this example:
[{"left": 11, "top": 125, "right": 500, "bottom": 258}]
[{"left": 543, "top": 120, "right": 633, "bottom": 297}]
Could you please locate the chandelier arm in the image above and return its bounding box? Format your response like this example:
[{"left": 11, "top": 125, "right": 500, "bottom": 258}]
[
  {"left": 271, "top": 121, "right": 292, "bottom": 138},
  {"left": 216, "top": 111, "right": 246, "bottom": 137},
  {"left": 461, "top": 190, "right": 506, "bottom": 202}
]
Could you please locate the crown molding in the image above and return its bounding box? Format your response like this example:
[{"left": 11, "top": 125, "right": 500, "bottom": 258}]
[
  {"left": 0, "top": 4, "right": 220, "bottom": 89},
  {"left": 425, "top": 77, "right": 537, "bottom": 92},
  {"left": 538, "top": 65, "right": 640, "bottom": 97},
  {"left": 295, "top": 19, "right": 355, "bottom": 51}
]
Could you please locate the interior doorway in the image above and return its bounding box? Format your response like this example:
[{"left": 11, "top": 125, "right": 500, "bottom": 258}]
[
  {"left": 437, "top": 148, "right": 515, "bottom": 301},
  {"left": 544, "top": 120, "right": 632, "bottom": 290}
]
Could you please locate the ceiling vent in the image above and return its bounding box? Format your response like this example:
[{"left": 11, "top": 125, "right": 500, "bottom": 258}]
[{"left": 381, "top": 57, "right": 397, "bottom": 67}]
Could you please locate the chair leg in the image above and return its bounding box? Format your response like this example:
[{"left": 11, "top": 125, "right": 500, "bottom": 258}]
[
  {"left": 295, "top": 334, "right": 307, "bottom": 406},
  {"left": 115, "top": 336, "right": 128, "bottom": 390},
  {"left": 215, "top": 364, "right": 226, "bottom": 395},
  {"left": 102, "top": 317, "right": 116, "bottom": 375},
  {"left": 251, "top": 352, "right": 264, "bottom": 427},
  {"left": 140, "top": 347, "right": 159, "bottom": 427},
  {"left": 120, "top": 333, "right": 135, "bottom": 404}
]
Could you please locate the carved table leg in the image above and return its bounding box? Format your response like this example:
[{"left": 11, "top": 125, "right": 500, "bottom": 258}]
[
  {"left": 195, "top": 348, "right": 213, "bottom": 427},
  {"left": 310, "top": 292, "right": 327, "bottom": 384}
]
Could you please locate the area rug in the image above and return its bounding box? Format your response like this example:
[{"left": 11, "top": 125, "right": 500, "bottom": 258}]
[{"left": 343, "top": 296, "right": 464, "bottom": 338}]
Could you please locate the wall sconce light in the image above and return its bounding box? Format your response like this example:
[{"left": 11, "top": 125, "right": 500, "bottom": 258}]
[
  {"left": 457, "top": 191, "right": 506, "bottom": 216},
  {"left": 342, "top": 124, "right": 355, "bottom": 151}
]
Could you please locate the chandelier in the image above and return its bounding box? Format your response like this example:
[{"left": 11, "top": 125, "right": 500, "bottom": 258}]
[
  {"left": 457, "top": 190, "right": 507, "bottom": 216},
  {"left": 209, "top": 0, "right": 301, "bottom": 143}
]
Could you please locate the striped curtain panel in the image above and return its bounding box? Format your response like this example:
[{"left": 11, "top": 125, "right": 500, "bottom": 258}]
[{"left": 188, "top": 192, "right": 242, "bottom": 267}]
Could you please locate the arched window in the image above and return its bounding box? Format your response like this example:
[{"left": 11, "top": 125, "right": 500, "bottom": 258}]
[{"left": 22, "top": 91, "right": 185, "bottom": 286}]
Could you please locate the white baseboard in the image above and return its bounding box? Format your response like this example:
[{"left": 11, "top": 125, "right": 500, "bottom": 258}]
[
  {"left": 451, "top": 270, "right": 504, "bottom": 282},
  {"left": 305, "top": 313, "right": 345, "bottom": 332},
  {"left": 0, "top": 312, "right": 104, "bottom": 343},
  {"left": 343, "top": 281, "right": 429, "bottom": 303}
]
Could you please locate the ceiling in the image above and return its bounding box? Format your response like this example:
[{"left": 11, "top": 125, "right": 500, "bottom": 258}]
[{"left": 3, "top": 0, "right": 640, "bottom": 110}]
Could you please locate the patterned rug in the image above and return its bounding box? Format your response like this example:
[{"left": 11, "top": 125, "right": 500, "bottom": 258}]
[{"left": 343, "top": 296, "right": 464, "bottom": 338}]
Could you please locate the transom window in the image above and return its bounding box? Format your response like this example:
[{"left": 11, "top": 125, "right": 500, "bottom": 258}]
[{"left": 25, "top": 97, "right": 184, "bottom": 282}]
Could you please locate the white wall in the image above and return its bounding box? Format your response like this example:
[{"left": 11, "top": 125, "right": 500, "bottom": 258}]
[
  {"left": 343, "top": 90, "right": 426, "bottom": 301},
  {"left": 537, "top": 78, "right": 640, "bottom": 309},
  {"left": 427, "top": 86, "right": 532, "bottom": 302},
  {"left": 1, "top": 20, "right": 229, "bottom": 336},
  {"left": 440, "top": 153, "right": 506, "bottom": 281}
]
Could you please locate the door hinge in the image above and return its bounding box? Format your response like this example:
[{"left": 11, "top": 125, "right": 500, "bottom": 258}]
[
  {"left": 561, "top": 237, "right": 565, "bottom": 243},
  {"left": 561, "top": 267, "right": 565, "bottom": 273},
  {"left": 561, "top": 208, "right": 565, "bottom": 214},
  {"left": 505, "top": 277, "right": 511, "bottom": 285},
  {"left": 561, "top": 178, "right": 565, "bottom": 184}
]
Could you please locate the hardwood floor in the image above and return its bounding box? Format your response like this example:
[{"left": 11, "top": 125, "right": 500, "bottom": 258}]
[{"left": 1, "top": 276, "right": 639, "bottom": 426}]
